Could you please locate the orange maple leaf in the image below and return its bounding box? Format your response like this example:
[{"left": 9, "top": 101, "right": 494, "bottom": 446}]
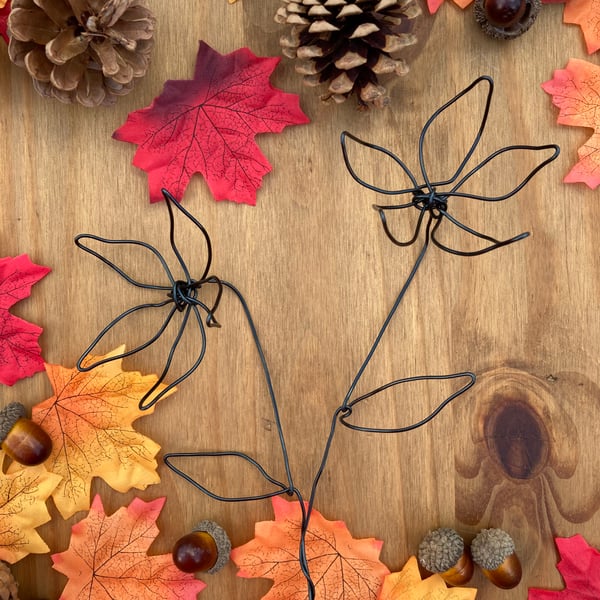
[
  {"left": 563, "top": 0, "right": 600, "bottom": 54},
  {"left": 29, "top": 346, "right": 175, "bottom": 519},
  {"left": 52, "top": 494, "right": 206, "bottom": 599},
  {"left": 542, "top": 59, "right": 600, "bottom": 189},
  {"left": 426, "top": 0, "right": 472, "bottom": 15},
  {"left": 378, "top": 556, "right": 477, "bottom": 600},
  {"left": 231, "top": 496, "right": 390, "bottom": 599},
  {"left": 0, "top": 452, "right": 60, "bottom": 563}
]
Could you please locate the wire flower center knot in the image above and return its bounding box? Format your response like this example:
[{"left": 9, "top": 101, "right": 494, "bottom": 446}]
[
  {"left": 413, "top": 189, "right": 448, "bottom": 218},
  {"left": 171, "top": 279, "right": 199, "bottom": 312}
]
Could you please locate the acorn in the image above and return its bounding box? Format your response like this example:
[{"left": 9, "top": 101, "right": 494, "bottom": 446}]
[
  {"left": 474, "top": 0, "right": 541, "bottom": 39},
  {"left": 0, "top": 402, "right": 52, "bottom": 466},
  {"left": 418, "top": 527, "right": 474, "bottom": 586},
  {"left": 172, "top": 520, "right": 231, "bottom": 574},
  {"left": 471, "top": 528, "right": 522, "bottom": 589}
]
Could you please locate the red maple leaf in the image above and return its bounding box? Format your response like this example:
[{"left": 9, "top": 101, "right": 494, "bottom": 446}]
[
  {"left": 528, "top": 535, "right": 600, "bottom": 598},
  {"left": 231, "top": 496, "right": 390, "bottom": 599},
  {"left": 542, "top": 59, "right": 600, "bottom": 189},
  {"left": 0, "top": 1, "right": 9, "bottom": 45},
  {"left": 113, "top": 41, "right": 309, "bottom": 205},
  {"left": 52, "top": 494, "right": 206, "bottom": 599},
  {"left": 0, "top": 254, "right": 50, "bottom": 386}
]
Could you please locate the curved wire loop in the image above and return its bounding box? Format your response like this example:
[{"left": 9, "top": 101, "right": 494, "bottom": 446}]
[
  {"left": 339, "top": 372, "right": 476, "bottom": 432},
  {"left": 163, "top": 451, "right": 291, "bottom": 503},
  {"left": 341, "top": 75, "right": 560, "bottom": 257},
  {"left": 75, "top": 189, "right": 223, "bottom": 410}
]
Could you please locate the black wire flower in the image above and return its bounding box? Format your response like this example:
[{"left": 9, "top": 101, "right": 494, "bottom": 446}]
[
  {"left": 75, "top": 189, "right": 224, "bottom": 410},
  {"left": 331, "top": 75, "right": 560, "bottom": 435},
  {"left": 75, "top": 188, "right": 300, "bottom": 500},
  {"left": 75, "top": 187, "right": 311, "bottom": 583},
  {"left": 341, "top": 75, "right": 560, "bottom": 257}
]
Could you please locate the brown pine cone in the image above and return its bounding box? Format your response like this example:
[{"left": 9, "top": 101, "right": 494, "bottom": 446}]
[
  {"left": 0, "top": 561, "right": 18, "bottom": 600},
  {"left": 7, "top": 0, "right": 155, "bottom": 107},
  {"left": 275, "top": 0, "right": 423, "bottom": 108}
]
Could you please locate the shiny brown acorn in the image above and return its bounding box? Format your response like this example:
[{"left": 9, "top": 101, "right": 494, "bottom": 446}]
[
  {"left": 0, "top": 402, "right": 52, "bottom": 466},
  {"left": 418, "top": 528, "right": 474, "bottom": 586},
  {"left": 442, "top": 546, "right": 475, "bottom": 586},
  {"left": 483, "top": 0, "right": 526, "bottom": 27},
  {"left": 471, "top": 528, "right": 522, "bottom": 589},
  {"left": 173, "top": 531, "right": 218, "bottom": 573},
  {"left": 474, "top": 0, "right": 541, "bottom": 39},
  {"left": 172, "top": 520, "right": 231, "bottom": 575}
]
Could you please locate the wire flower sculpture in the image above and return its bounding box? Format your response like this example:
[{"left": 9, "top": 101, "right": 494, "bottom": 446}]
[
  {"left": 333, "top": 75, "right": 560, "bottom": 437},
  {"left": 75, "top": 191, "right": 224, "bottom": 410},
  {"left": 74, "top": 76, "right": 559, "bottom": 599},
  {"left": 341, "top": 76, "right": 560, "bottom": 258}
]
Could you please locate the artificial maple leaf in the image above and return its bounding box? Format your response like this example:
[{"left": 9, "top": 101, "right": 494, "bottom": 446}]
[
  {"left": 52, "top": 494, "right": 206, "bottom": 599},
  {"left": 0, "top": 452, "right": 60, "bottom": 563},
  {"left": 528, "top": 535, "right": 600, "bottom": 598},
  {"left": 542, "top": 59, "right": 600, "bottom": 189},
  {"left": 0, "top": 0, "right": 9, "bottom": 44},
  {"left": 29, "top": 346, "right": 175, "bottom": 519},
  {"left": 378, "top": 556, "right": 422, "bottom": 597},
  {"left": 563, "top": 0, "right": 600, "bottom": 54},
  {"left": 426, "top": 0, "right": 472, "bottom": 15},
  {"left": 378, "top": 555, "right": 477, "bottom": 600},
  {"left": 231, "top": 496, "right": 390, "bottom": 599},
  {"left": 113, "top": 40, "right": 309, "bottom": 205},
  {"left": 0, "top": 254, "right": 51, "bottom": 386}
]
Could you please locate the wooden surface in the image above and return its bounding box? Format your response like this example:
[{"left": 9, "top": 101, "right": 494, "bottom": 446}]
[{"left": 1, "top": 1, "right": 600, "bottom": 598}]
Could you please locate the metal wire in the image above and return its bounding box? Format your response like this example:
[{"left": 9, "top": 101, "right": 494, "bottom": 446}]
[
  {"left": 75, "top": 190, "right": 222, "bottom": 410},
  {"left": 74, "top": 76, "right": 559, "bottom": 600}
]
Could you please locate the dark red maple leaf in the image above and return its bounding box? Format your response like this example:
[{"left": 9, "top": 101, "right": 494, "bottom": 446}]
[
  {"left": 0, "top": 1, "right": 10, "bottom": 44},
  {"left": 528, "top": 535, "right": 600, "bottom": 599},
  {"left": 113, "top": 41, "right": 310, "bottom": 205},
  {"left": 0, "top": 254, "right": 50, "bottom": 386}
]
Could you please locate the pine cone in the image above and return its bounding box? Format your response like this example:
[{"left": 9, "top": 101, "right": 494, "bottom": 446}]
[
  {"left": 275, "top": 0, "right": 423, "bottom": 108},
  {"left": 7, "top": 0, "right": 155, "bottom": 107},
  {"left": 0, "top": 561, "right": 18, "bottom": 600}
]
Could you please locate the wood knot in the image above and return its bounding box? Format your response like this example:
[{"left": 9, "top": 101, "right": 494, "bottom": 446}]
[{"left": 484, "top": 399, "right": 548, "bottom": 479}]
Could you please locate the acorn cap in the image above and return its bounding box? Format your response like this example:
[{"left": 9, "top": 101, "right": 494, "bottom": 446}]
[
  {"left": 474, "top": 0, "right": 541, "bottom": 40},
  {"left": 0, "top": 403, "right": 27, "bottom": 444},
  {"left": 471, "top": 528, "right": 515, "bottom": 570},
  {"left": 418, "top": 527, "right": 464, "bottom": 573},
  {"left": 193, "top": 520, "right": 231, "bottom": 574}
]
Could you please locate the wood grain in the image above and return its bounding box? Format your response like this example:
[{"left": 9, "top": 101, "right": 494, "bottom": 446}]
[{"left": 1, "top": 1, "right": 599, "bottom": 598}]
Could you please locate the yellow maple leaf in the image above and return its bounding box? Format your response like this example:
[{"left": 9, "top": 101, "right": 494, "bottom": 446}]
[
  {"left": 0, "top": 453, "right": 60, "bottom": 563},
  {"left": 378, "top": 556, "right": 422, "bottom": 597},
  {"left": 378, "top": 556, "right": 477, "bottom": 600},
  {"left": 29, "top": 346, "right": 175, "bottom": 519}
]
